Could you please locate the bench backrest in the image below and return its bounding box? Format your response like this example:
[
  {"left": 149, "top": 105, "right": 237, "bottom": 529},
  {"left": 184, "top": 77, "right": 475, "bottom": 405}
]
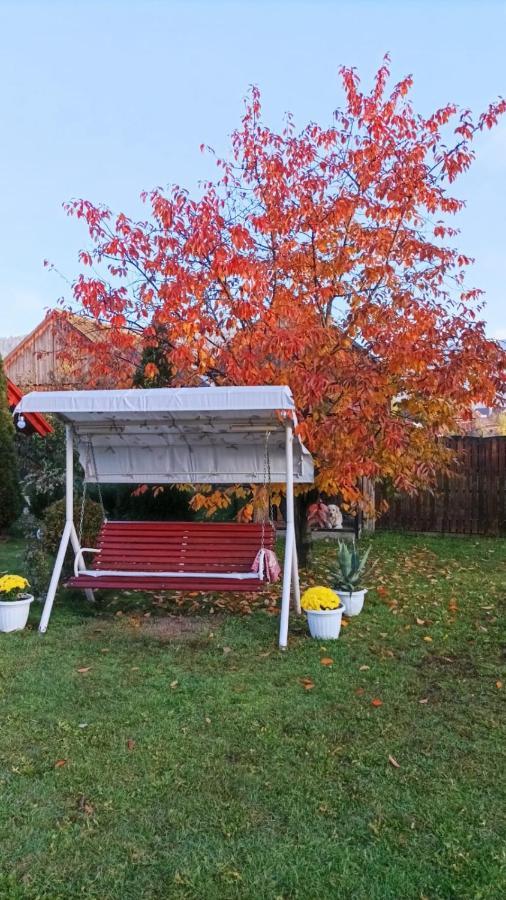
[{"left": 93, "top": 521, "right": 275, "bottom": 574}]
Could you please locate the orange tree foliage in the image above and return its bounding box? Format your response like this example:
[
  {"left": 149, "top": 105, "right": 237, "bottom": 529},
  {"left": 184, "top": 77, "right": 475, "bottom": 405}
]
[{"left": 64, "top": 59, "right": 506, "bottom": 511}]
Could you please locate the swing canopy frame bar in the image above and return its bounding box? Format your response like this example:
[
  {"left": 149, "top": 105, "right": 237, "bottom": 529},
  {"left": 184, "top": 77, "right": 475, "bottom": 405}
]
[{"left": 15, "top": 385, "right": 314, "bottom": 647}]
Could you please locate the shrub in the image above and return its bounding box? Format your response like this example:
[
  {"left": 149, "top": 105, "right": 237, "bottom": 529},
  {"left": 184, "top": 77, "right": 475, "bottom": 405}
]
[
  {"left": 104, "top": 483, "right": 193, "bottom": 521},
  {"left": 23, "top": 542, "right": 53, "bottom": 600},
  {"left": 0, "top": 356, "right": 22, "bottom": 531},
  {"left": 15, "top": 417, "right": 79, "bottom": 518},
  {"left": 42, "top": 498, "right": 104, "bottom": 556}
]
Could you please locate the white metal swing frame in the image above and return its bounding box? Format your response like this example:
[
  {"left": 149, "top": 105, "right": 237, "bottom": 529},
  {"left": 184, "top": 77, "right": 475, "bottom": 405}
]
[
  {"left": 40, "top": 421, "right": 301, "bottom": 647},
  {"left": 16, "top": 388, "right": 312, "bottom": 649}
]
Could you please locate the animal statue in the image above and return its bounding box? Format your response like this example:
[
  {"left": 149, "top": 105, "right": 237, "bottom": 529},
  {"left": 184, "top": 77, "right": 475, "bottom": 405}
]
[{"left": 327, "top": 503, "right": 343, "bottom": 530}]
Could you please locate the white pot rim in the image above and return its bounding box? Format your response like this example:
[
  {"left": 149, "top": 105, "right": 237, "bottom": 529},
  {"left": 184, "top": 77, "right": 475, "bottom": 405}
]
[
  {"left": 304, "top": 605, "right": 345, "bottom": 616},
  {"left": 336, "top": 588, "right": 368, "bottom": 596},
  {"left": 0, "top": 594, "right": 34, "bottom": 607}
]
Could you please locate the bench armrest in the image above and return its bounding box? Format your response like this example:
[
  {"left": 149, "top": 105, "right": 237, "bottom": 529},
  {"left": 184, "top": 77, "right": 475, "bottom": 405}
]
[{"left": 74, "top": 548, "right": 100, "bottom": 578}]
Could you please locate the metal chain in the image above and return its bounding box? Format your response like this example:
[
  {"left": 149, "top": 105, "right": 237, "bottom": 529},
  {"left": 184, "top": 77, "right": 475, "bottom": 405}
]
[
  {"left": 89, "top": 440, "right": 107, "bottom": 521},
  {"left": 260, "top": 430, "right": 273, "bottom": 553},
  {"left": 78, "top": 477, "right": 87, "bottom": 544},
  {"left": 78, "top": 440, "right": 107, "bottom": 543}
]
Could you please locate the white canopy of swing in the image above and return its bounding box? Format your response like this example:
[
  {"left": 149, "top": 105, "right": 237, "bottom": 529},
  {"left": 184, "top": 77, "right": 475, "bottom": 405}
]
[{"left": 15, "top": 385, "right": 314, "bottom": 485}]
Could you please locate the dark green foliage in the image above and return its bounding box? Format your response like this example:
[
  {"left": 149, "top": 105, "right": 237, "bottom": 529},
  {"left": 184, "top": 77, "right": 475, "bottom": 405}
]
[
  {"left": 133, "top": 327, "right": 174, "bottom": 388},
  {"left": 42, "top": 497, "right": 103, "bottom": 556},
  {"left": 100, "top": 483, "right": 193, "bottom": 521},
  {"left": 21, "top": 493, "right": 107, "bottom": 601},
  {"left": 0, "top": 356, "right": 22, "bottom": 531},
  {"left": 23, "top": 542, "right": 53, "bottom": 600},
  {"left": 15, "top": 416, "right": 74, "bottom": 517}
]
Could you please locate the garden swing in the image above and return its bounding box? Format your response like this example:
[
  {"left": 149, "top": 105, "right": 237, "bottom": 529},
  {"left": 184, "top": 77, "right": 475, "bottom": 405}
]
[
  {"left": 68, "top": 431, "right": 278, "bottom": 592},
  {"left": 15, "top": 386, "right": 314, "bottom": 647}
]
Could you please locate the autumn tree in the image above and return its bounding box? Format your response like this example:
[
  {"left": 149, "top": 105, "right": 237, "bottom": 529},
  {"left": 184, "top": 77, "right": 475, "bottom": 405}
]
[{"left": 63, "top": 59, "right": 506, "bottom": 556}]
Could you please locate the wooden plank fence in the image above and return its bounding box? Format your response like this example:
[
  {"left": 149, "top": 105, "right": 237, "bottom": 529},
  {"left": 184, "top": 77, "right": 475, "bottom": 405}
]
[{"left": 377, "top": 436, "right": 506, "bottom": 536}]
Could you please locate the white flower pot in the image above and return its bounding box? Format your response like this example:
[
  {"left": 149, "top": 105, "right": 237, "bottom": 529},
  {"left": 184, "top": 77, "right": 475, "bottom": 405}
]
[
  {"left": 306, "top": 605, "right": 345, "bottom": 640},
  {"left": 0, "top": 595, "right": 34, "bottom": 632},
  {"left": 336, "top": 588, "right": 367, "bottom": 617}
]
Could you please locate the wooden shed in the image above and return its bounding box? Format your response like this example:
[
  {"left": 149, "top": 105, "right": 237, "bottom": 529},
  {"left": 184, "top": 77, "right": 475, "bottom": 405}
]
[{"left": 3, "top": 310, "right": 137, "bottom": 391}]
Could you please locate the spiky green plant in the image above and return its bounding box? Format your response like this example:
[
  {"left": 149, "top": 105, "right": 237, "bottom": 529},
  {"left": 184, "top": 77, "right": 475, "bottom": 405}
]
[{"left": 333, "top": 540, "right": 371, "bottom": 592}]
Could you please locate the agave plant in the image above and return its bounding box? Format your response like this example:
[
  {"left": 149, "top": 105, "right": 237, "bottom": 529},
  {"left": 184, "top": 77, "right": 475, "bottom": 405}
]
[{"left": 334, "top": 540, "right": 371, "bottom": 593}]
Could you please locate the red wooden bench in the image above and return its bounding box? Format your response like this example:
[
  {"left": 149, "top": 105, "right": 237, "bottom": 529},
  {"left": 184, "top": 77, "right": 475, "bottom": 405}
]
[{"left": 67, "top": 521, "right": 275, "bottom": 593}]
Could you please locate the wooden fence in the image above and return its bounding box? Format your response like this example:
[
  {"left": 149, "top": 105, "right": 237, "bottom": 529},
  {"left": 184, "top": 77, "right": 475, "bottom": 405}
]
[{"left": 377, "top": 436, "right": 506, "bottom": 536}]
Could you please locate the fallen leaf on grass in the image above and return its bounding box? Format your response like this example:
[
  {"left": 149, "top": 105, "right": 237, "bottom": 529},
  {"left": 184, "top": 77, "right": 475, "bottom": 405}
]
[
  {"left": 77, "top": 795, "right": 95, "bottom": 816},
  {"left": 300, "top": 677, "right": 315, "bottom": 691},
  {"left": 341, "top": 618, "right": 350, "bottom": 627},
  {"left": 359, "top": 665, "right": 370, "bottom": 671},
  {"left": 415, "top": 617, "right": 425, "bottom": 626},
  {"left": 127, "top": 739, "right": 136, "bottom": 751},
  {"left": 355, "top": 687, "right": 365, "bottom": 696},
  {"left": 170, "top": 680, "right": 178, "bottom": 689},
  {"left": 388, "top": 755, "right": 400, "bottom": 769},
  {"left": 419, "top": 698, "right": 429, "bottom": 704},
  {"left": 54, "top": 759, "right": 67, "bottom": 768},
  {"left": 423, "top": 636, "right": 433, "bottom": 643},
  {"left": 371, "top": 698, "right": 383, "bottom": 708},
  {"left": 222, "top": 646, "right": 233, "bottom": 655},
  {"left": 76, "top": 667, "right": 91, "bottom": 674},
  {"left": 320, "top": 657, "right": 333, "bottom": 667},
  {"left": 496, "top": 681, "right": 503, "bottom": 690},
  {"left": 448, "top": 598, "right": 458, "bottom": 613}
]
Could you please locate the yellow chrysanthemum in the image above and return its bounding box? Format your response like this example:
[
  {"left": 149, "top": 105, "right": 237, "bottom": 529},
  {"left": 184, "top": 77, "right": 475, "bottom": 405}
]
[
  {"left": 0, "top": 574, "right": 29, "bottom": 595},
  {"left": 301, "top": 586, "right": 340, "bottom": 611}
]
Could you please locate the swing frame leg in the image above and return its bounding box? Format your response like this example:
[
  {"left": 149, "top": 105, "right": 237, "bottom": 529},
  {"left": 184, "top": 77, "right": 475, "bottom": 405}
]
[
  {"left": 279, "top": 422, "right": 296, "bottom": 649},
  {"left": 40, "top": 424, "right": 81, "bottom": 633},
  {"left": 292, "top": 541, "right": 301, "bottom": 614},
  {"left": 70, "top": 524, "right": 95, "bottom": 603},
  {"left": 39, "top": 521, "right": 71, "bottom": 633}
]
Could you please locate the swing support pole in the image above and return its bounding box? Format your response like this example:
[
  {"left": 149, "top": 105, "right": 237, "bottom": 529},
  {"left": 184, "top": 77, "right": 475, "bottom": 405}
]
[
  {"left": 278, "top": 421, "right": 297, "bottom": 649},
  {"left": 39, "top": 425, "right": 74, "bottom": 632},
  {"left": 40, "top": 426, "right": 95, "bottom": 632}
]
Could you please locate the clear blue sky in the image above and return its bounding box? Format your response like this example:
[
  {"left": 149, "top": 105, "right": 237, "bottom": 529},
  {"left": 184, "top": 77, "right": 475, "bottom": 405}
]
[{"left": 0, "top": 0, "right": 504, "bottom": 337}]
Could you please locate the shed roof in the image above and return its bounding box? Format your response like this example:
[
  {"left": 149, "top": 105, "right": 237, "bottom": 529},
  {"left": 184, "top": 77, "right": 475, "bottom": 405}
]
[{"left": 7, "top": 379, "right": 53, "bottom": 437}]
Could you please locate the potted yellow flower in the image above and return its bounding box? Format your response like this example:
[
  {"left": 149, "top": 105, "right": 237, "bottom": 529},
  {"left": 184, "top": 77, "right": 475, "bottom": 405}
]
[
  {"left": 301, "top": 585, "right": 345, "bottom": 639},
  {"left": 0, "top": 575, "right": 33, "bottom": 632}
]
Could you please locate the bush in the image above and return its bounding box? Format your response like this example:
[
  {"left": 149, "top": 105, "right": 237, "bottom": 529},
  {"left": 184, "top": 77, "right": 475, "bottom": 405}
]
[
  {"left": 0, "top": 356, "right": 22, "bottom": 531},
  {"left": 24, "top": 543, "right": 53, "bottom": 600},
  {"left": 103, "top": 483, "right": 193, "bottom": 521},
  {"left": 19, "top": 512, "right": 51, "bottom": 600},
  {"left": 42, "top": 497, "right": 104, "bottom": 556},
  {"left": 15, "top": 417, "right": 80, "bottom": 518}
]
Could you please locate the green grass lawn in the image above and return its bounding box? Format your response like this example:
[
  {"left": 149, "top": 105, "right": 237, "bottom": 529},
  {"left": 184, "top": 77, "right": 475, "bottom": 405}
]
[{"left": 0, "top": 532, "right": 505, "bottom": 899}]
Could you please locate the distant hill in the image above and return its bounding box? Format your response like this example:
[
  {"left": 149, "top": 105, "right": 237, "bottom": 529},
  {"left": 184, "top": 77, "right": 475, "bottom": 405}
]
[{"left": 0, "top": 335, "right": 25, "bottom": 358}]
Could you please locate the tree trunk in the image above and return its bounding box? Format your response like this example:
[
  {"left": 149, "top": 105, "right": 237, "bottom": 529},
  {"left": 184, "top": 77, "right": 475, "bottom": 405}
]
[{"left": 294, "top": 491, "right": 316, "bottom": 569}]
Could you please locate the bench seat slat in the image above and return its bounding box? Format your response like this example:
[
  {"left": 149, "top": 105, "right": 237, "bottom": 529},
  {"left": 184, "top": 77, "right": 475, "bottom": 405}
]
[
  {"left": 68, "top": 576, "right": 264, "bottom": 592},
  {"left": 67, "top": 520, "right": 274, "bottom": 594}
]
